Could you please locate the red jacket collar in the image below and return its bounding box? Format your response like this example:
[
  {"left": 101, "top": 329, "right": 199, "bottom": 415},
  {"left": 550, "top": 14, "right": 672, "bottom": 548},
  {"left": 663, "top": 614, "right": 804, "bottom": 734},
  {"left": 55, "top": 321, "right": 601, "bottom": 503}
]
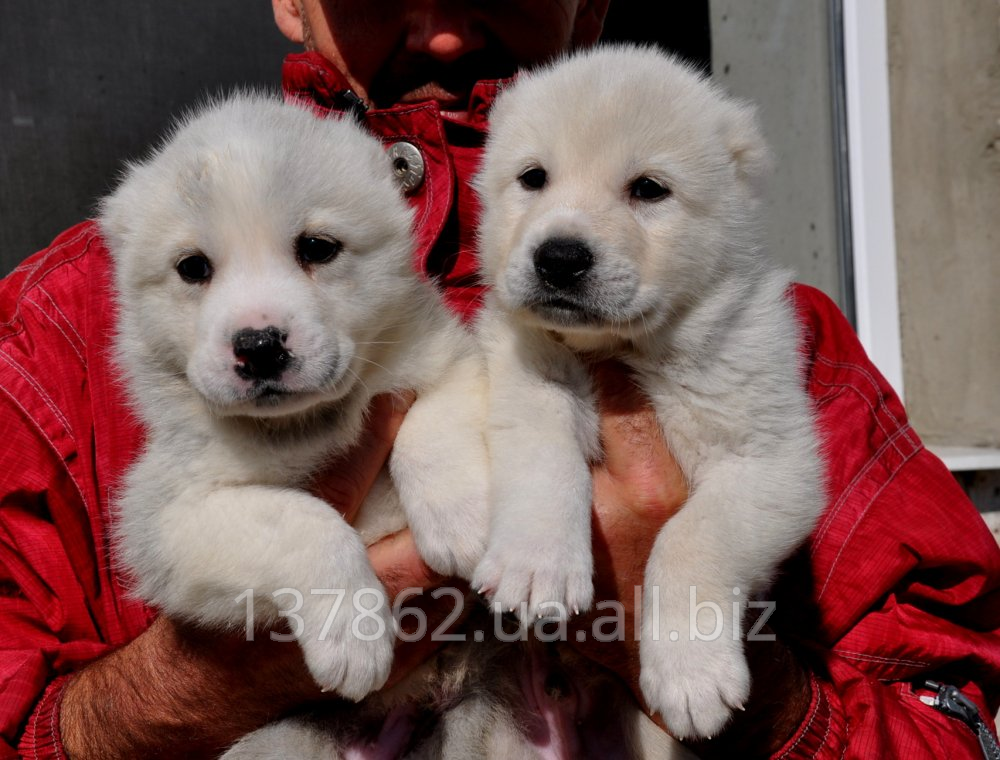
[{"left": 281, "top": 51, "right": 501, "bottom": 129}]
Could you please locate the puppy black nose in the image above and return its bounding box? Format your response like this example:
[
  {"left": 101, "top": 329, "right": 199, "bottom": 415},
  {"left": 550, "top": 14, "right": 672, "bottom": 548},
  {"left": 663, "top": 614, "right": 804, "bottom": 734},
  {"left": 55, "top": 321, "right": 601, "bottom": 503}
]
[
  {"left": 232, "top": 326, "right": 290, "bottom": 381},
  {"left": 533, "top": 238, "right": 594, "bottom": 290}
]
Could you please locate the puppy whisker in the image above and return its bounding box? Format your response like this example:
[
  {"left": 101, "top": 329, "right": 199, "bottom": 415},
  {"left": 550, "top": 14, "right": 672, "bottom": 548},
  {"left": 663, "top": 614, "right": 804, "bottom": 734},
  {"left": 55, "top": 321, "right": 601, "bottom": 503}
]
[
  {"left": 352, "top": 355, "right": 397, "bottom": 378},
  {"left": 343, "top": 365, "right": 373, "bottom": 396}
]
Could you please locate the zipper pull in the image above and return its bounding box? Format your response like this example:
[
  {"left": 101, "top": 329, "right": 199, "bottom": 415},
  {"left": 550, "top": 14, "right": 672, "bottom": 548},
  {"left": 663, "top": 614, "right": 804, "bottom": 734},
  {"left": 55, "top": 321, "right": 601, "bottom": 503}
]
[
  {"left": 332, "top": 89, "right": 369, "bottom": 123},
  {"left": 920, "top": 681, "right": 1000, "bottom": 760}
]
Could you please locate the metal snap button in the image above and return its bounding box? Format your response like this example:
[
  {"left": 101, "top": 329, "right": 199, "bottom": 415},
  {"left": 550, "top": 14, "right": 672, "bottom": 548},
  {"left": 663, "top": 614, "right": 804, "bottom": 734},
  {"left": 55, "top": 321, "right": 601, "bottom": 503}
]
[{"left": 387, "top": 141, "right": 425, "bottom": 194}]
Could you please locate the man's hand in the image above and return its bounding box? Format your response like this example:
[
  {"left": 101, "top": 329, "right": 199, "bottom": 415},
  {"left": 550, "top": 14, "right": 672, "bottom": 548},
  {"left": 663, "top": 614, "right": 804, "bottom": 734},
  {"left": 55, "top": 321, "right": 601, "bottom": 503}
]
[
  {"left": 61, "top": 392, "right": 454, "bottom": 759},
  {"left": 573, "top": 362, "right": 811, "bottom": 755},
  {"left": 569, "top": 361, "right": 688, "bottom": 688},
  {"left": 311, "top": 392, "right": 414, "bottom": 524},
  {"left": 59, "top": 614, "right": 317, "bottom": 758}
]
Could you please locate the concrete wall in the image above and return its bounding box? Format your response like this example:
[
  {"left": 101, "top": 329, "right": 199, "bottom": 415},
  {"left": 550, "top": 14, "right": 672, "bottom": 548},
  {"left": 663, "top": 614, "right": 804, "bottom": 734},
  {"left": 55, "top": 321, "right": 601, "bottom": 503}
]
[
  {"left": 710, "top": 0, "right": 846, "bottom": 310},
  {"left": 887, "top": 0, "right": 1000, "bottom": 446},
  {"left": 0, "top": 3, "right": 296, "bottom": 273}
]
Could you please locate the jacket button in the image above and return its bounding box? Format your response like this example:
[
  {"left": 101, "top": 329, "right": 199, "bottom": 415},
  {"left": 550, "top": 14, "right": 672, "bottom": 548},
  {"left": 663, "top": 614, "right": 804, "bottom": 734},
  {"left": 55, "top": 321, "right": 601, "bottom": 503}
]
[{"left": 387, "top": 141, "right": 425, "bottom": 194}]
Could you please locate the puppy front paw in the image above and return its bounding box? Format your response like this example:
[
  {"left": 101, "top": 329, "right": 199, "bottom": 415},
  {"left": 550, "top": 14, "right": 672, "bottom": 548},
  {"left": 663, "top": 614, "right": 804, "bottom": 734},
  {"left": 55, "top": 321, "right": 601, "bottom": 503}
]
[
  {"left": 408, "top": 484, "right": 490, "bottom": 580},
  {"left": 300, "top": 629, "right": 394, "bottom": 702},
  {"left": 473, "top": 540, "right": 593, "bottom": 620},
  {"left": 297, "top": 572, "right": 396, "bottom": 700},
  {"left": 638, "top": 629, "right": 751, "bottom": 740},
  {"left": 393, "top": 433, "right": 491, "bottom": 580}
]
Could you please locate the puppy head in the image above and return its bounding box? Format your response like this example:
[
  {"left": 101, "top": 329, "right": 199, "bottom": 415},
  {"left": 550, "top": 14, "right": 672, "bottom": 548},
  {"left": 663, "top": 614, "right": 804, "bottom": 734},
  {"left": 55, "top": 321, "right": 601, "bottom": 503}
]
[
  {"left": 100, "top": 93, "right": 416, "bottom": 418},
  {"left": 476, "top": 44, "right": 771, "bottom": 345}
]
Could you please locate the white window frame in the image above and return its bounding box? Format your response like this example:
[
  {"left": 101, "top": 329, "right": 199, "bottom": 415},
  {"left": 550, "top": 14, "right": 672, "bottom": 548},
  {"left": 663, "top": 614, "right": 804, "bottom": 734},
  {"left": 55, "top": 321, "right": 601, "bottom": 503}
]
[
  {"left": 841, "top": 1, "right": 1000, "bottom": 471},
  {"left": 841, "top": 0, "right": 904, "bottom": 401}
]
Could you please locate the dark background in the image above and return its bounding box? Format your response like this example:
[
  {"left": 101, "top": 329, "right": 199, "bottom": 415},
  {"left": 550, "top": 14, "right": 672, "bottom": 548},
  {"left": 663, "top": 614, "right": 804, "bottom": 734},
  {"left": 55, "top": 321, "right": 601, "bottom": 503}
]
[{"left": 0, "top": 2, "right": 710, "bottom": 274}]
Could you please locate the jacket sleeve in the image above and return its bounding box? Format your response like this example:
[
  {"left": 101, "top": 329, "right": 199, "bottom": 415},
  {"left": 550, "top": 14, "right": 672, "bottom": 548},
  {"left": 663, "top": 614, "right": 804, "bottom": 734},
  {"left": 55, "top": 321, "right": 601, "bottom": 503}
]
[
  {"left": 771, "top": 285, "right": 1000, "bottom": 759},
  {"left": 0, "top": 226, "right": 148, "bottom": 758},
  {"left": 0, "top": 387, "right": 107, "bottom": 758}
]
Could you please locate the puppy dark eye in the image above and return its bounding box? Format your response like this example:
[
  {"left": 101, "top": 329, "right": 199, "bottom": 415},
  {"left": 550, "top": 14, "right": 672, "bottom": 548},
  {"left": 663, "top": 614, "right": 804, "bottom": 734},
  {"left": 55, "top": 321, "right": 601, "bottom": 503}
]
[
  {"left": 296, "top": 235, "right": 342, "bottom": 266},
  {"left": 630, "top": 177, "right": 671, "bottom": 201},
  {"left": 176, "top": 253, "right": 213, "bottom": 283},
  {"left": 518, "top": 167, "right": 547, "bottom": 190}
]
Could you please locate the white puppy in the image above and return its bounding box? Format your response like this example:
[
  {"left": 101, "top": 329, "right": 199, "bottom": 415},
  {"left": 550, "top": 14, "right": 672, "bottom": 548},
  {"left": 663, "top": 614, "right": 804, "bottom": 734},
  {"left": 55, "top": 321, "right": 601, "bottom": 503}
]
[
  {"left": 99, "top": 93, "right": 489, "bottom": 701},
  {"left": 473, "top": 46, "right": 823, "bottom": 739}
]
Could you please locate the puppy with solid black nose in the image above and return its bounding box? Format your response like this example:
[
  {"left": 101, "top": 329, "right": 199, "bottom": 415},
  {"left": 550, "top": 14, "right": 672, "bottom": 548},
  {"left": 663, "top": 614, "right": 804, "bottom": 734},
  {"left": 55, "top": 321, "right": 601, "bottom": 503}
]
[
  {"left": 473, "top": 45, "right": 822, "bottom": 740},
  {"left": 534, "top": 238, "right": 594, "bottom": 289}
]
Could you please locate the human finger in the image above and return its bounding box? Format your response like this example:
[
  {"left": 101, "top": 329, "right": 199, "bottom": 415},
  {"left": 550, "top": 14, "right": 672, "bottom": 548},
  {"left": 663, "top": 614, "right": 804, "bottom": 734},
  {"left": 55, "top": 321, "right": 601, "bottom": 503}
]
[
  {"left": 590, "top": 361, "right": 686, "bottom": 521},
  {"left": 367, "top": 527, "right": 443, "bottom": 600},
  {"left": 311, "top": 391, "right": 416, "bottom": 522},
  {"left": 366, "top": 528, "right": 469, "bottom": 688}
]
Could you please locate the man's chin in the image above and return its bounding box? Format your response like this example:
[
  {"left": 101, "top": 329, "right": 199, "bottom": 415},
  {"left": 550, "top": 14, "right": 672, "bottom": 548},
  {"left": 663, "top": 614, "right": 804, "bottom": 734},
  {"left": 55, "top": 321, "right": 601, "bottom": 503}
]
[{"left": 371, "top": 46, "right": 519, "bottom": 113}]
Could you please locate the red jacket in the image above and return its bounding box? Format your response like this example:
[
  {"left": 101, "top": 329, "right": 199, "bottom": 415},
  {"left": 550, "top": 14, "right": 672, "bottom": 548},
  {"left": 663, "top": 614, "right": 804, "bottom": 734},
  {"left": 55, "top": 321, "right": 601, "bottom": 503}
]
[{"left": 1, "top": 52, "right": 998, "bottom": 759}]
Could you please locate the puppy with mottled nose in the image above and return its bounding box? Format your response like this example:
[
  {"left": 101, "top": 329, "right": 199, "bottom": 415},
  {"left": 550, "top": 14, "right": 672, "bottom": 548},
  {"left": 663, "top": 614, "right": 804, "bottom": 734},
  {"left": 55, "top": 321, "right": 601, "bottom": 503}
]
[
  {"left": 473, "top": 45, "right": 823, "bottom": 739},
  {"left": 100, "top": 93, "right": 490, "bottom": 703}
]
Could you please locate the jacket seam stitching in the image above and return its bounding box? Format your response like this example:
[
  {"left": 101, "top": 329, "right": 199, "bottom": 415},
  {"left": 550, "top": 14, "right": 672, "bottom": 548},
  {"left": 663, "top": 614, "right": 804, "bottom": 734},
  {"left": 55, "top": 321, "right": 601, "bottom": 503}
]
[
  {"left": 0, "top": 384, "right": 88, "bottom": 547},
  {"left": 832, "top": 649, "right": 930, "bottom": 669},
  {"left": 0, "top": 227, "right": 92, "bottom": 335},
  {"left": 368, "top": 103, "right": 439, "bottom": 118},
  {"left": 37, "top": 284, "right": 87, "bottom": 349},
  {"left": 812, "top": 698, "right": 833, "bottom": 759},
  {"left": 813, "top": 377, "right": 907, "bottom": 459},
  {"left": 50, "top": 682, "right": 64, "bottom": 760},
  {"left": 811, "top": 427, "right": 913, "bottom": 550},
  {"left": 817, "top": 443, "right": 920, "bottom": 600},
  {"left": 23, "top": 297, "right": 86, "bottom": 367},
  {"left": 815, "top": 356, "right": 918, "bottom": 449},
  {"left": 776, "top": 673, "right": 823, "bottom": 759},
  {"left": 0, "top": 351, "right": 74, "bottom": 437}
]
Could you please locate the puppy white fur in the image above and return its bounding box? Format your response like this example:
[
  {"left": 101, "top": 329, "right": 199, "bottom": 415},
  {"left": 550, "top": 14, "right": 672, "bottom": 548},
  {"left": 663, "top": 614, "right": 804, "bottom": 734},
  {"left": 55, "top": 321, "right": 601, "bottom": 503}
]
[
  {"left": 100, "top": 94, "right": 489, "bottom": 701},
  {"left": 473, "top": 45, "right": 823, "bottom": 739}
]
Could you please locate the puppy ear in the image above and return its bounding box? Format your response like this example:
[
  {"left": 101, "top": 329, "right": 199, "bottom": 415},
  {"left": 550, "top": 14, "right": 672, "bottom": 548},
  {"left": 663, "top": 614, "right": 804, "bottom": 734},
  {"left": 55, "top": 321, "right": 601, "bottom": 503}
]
[
  {"left": 723, "top": 100, "right": 773, "bottom": 183},
  {"left": 184, "top": 150, "right": 220, "bottom": 187}
]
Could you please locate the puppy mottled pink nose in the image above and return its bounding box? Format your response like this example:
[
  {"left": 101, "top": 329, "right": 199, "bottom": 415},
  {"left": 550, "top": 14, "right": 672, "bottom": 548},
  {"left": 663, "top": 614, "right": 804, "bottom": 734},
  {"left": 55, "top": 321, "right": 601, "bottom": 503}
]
[
  {"left": 232, "top": 326, "right": 290, "bottom": 381},
  {"left": 534, "top": 238, "right": 594, "bottom": 290}
]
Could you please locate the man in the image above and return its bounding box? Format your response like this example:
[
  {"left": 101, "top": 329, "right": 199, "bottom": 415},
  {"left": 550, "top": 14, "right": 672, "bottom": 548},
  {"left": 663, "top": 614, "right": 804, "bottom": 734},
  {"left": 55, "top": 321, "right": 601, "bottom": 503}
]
[{"left": 1, "top": 1, "right": 998, "bottom": 757}]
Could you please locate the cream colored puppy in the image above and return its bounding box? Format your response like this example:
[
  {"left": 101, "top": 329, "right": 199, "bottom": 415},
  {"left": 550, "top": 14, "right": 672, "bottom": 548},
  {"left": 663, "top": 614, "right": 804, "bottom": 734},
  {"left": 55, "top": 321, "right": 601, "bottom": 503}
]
[
  {"left": 473, "top": 46, "right": 823, "bottom": 739},
  {"left": 100, "top": 94, "right": 489, "bottom": 701}
]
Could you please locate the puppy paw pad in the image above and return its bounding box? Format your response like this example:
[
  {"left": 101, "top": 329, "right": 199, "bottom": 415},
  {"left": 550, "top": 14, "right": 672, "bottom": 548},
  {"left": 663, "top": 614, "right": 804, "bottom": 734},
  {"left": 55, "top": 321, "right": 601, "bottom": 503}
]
[{"left": 639, "top": 638, "right": 751, "bottom": 739}]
